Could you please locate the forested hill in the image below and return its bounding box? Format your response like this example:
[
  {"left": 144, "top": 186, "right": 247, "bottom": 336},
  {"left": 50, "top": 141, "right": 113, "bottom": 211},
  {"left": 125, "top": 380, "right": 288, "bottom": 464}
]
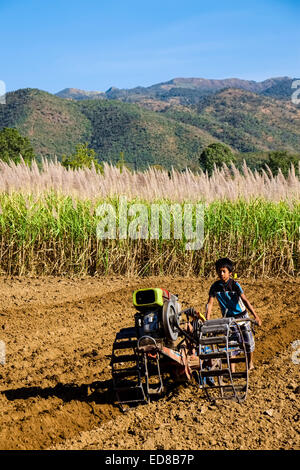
[
  {"left": 161, "top": 88, "right": 300, "bottom": 154},
  {"left": 0, "top": 88, "right": 219, "bottom": 170},
  {"left": 0, "top": 80, "right": 299, "bottom": 171}
]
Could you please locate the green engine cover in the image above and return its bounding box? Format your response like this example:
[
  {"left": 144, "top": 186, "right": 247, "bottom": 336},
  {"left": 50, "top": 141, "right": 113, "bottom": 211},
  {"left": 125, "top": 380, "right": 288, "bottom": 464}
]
[{"left": 133, "top": 288, "right": 165, "bottom": 308}]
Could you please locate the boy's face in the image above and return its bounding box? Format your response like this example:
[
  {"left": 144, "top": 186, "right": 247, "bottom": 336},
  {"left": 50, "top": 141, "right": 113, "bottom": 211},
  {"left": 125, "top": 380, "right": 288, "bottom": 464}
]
[{"left": 217, "top": 267, "right": 231, "bottom": 282}]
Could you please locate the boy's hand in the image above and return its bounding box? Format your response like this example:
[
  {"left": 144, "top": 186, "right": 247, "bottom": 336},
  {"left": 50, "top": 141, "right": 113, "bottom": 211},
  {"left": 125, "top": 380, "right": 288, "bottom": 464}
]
[
  {"left": 254, "top": 316, "right": 262, "bottom": 327},
  {"left": 241, "top": 294, "right": 262, "bottom": 327}
]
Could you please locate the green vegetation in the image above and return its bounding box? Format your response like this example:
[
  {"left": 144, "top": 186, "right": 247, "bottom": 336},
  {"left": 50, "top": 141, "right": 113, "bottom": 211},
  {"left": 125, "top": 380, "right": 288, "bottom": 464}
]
[
  {"left": 0, "top": 193, "right": 297, "bottom": 277},
  {"left": 162, "top": 88, "right": 300, "bottom": 156},
  {"left": 0, "top": 159, "right": 297, "bottom": 277},
  {"left": 0, "top": 127, "right": 35, "bottom": 163},
  {"left": 0, "top": 81, "right": 298, "bottom": 279},
  {"left": 78, "top": 98, "right": 214, "bottom": 170},
  {"left": 0, "top": 88, "right": 92, "bottom": 159},
  {"left": 263, "top": 150, "right": 300, "bottom": 177},
  {"left": 198, "top": 147, "right": 300, "bottom": 176},
  {"left": 115, "top": 151, "right": 132, "bottom": 172},
  {"left": 1, "top": 86, "right": 300, "bottom": 172},
  {"left": 0, "top": 89, "right": 216, "bottom": 171},
  {"left": 62, "top": 142, "right": 103, "bottom": 172},
  {"left": 199, "top": 143, "right": 236, "bottom": 175}
]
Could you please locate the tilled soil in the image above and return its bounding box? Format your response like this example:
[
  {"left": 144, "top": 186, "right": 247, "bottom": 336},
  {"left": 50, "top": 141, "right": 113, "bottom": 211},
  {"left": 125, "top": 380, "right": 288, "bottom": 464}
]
[{"left": 0, "top": 275, "right": 299, "bottom": 450}]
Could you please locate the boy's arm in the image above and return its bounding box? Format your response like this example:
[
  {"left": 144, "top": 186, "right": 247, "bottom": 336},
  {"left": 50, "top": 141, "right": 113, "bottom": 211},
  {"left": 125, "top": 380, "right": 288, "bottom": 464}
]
[
  {"left": 240, "top": 293, "right": 262, "bottom": 326},
  {"left": 205, "top": 296, "right": 214, "bottom": 321}
]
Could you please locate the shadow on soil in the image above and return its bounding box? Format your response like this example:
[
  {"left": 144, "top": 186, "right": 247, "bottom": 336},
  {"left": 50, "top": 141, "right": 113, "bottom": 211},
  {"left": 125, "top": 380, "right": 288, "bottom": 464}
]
[
  {"left": 2, "top": 379, "right": 114, "bottom": 405},
  {"left": 1, "top": 375, "right": 200, "bottom": 414}
]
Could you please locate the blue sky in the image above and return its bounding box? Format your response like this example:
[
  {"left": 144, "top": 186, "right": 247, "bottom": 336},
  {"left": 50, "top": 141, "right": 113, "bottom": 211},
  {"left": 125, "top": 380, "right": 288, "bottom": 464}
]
[{"left": 0, "top": 0, "right": 299, "bottom": 93}]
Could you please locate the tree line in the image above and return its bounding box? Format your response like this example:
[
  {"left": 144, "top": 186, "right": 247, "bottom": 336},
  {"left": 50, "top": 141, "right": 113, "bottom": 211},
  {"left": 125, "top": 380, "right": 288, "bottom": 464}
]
[{"left": 0, "top": 127, "right": 299, "bottom": 177}]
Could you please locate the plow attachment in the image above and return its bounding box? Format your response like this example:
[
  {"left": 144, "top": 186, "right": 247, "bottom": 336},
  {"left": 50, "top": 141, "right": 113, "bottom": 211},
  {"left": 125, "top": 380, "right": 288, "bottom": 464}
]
[{"left": 197, "top": 318, "right": 249, "bottom": 403}]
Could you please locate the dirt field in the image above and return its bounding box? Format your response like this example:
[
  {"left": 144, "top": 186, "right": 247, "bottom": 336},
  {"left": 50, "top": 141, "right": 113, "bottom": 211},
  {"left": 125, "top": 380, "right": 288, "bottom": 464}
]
[{"left": 0, "top": 275, "right": 299, "bottom": 450}]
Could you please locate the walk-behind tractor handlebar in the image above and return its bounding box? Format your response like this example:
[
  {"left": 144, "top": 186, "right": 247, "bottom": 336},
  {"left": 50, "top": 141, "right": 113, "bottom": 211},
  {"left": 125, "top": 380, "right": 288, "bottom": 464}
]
[{"left": 111, "top": 288, "right": 257, "bottom": 410}]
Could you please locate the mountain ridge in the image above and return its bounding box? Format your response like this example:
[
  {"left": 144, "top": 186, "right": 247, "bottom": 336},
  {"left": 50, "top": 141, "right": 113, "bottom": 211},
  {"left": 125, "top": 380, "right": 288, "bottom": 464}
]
[
  {"left": 0, "top": 80, "right": 299, "bottom": 171},
  {"left": 55, "top": 76, "right": 296, "bottom": 102}
]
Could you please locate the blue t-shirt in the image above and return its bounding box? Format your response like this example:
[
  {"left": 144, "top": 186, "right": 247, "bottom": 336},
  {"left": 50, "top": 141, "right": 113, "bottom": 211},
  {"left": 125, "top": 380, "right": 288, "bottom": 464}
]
[{"left": 209, "top": 278, "right": 246, "bottom": 317}]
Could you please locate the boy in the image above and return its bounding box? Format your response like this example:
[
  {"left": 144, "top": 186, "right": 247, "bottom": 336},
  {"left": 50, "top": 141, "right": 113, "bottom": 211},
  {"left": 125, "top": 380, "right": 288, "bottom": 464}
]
[{"left": 205, "top": 258, "right": 262, "bottom": 370}]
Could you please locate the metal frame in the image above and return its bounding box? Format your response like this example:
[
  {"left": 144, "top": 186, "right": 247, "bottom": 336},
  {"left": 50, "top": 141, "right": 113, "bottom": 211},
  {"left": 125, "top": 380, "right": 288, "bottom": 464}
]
[
  {"left": 198, "top": 318, "right": 250, "bottom": 403},
  {"left": 111, "top": 308, "right": 256, "bottom": 408}
]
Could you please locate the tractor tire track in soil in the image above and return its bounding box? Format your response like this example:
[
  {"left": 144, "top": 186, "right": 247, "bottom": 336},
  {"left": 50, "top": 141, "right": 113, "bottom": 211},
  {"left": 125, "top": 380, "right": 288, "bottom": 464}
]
[{"left": 0, "top": 276, "right": 299, "bottom": 450}]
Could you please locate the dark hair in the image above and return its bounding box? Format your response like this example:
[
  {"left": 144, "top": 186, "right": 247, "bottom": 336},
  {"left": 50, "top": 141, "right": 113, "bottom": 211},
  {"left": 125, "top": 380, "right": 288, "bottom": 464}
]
[{"left": 215, "top": 258, "right": 234, "bottom": 273}]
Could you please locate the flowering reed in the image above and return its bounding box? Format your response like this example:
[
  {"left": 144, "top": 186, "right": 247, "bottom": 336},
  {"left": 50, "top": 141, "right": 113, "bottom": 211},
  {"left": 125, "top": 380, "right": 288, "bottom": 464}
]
[
  {"left": 0, "top": 158, "right": 298, "bottom": 202},
  {"left": 0, "top": 159, "right": 298, "bottom": 277}
]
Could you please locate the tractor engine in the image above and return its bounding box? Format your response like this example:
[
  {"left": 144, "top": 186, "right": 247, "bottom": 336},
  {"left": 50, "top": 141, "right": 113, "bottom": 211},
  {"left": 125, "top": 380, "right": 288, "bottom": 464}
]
[
  {"left": 133, "top": 288, "right": 181, "bottom": 344},
  {"left": 112, "top": 286, "right": 254, "bottom": 409}
]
